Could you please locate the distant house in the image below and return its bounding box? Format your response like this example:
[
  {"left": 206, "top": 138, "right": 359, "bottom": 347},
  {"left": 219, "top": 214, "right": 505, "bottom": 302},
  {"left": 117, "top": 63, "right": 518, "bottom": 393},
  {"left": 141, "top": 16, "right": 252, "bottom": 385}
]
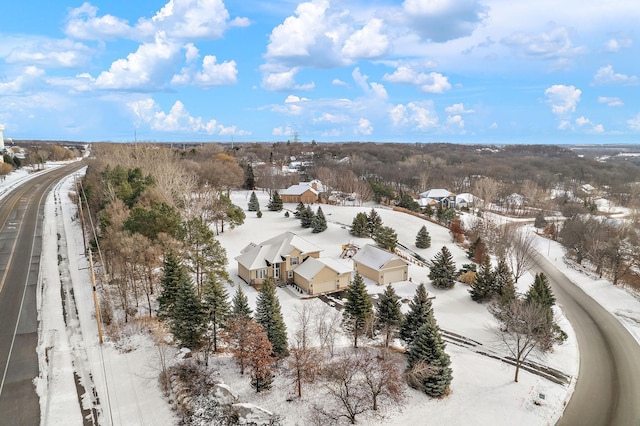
[
  {"left": 455, "top": 193, "right": 478, "bottom": 209},
  {"left": 293, "top": 257, "right": 352, "bottom": 295},
  {"left": 279, "top": 180, "right": 322, "bottom": 204},
  {"left": 235, "top": 231, "right": 322, "bottom": 287},
  {"left": 351, "top": 244, "right": 409, "bottom": 285},
  {"left": 419, "top": 188, "right": 456, "bottom": 209}
]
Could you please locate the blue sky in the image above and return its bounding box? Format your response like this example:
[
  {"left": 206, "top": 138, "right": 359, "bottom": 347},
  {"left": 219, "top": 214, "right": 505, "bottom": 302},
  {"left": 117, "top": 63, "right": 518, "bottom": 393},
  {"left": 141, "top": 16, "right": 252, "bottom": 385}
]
[{"left": 1, "top": 0, "right": 639, "bottom": 144}]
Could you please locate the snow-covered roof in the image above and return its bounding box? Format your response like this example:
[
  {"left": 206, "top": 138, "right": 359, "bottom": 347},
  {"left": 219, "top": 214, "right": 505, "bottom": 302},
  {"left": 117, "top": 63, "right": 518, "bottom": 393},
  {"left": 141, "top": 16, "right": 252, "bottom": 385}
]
[
  {"left": 294, "top": 257, "right": 352, "bottom": 280},
  {"left": 280, "top": 184, "right": 319, "bottom": 196},
  {"left": 456, "top": 193, "right": 478, "bottom": 204},
  {"left": 419, "top": 188, "right": 454, "bottom": 199},
  {"left": 351, "top": 244, "right": 407, "bottom": 270},
  {"left": 235, "top": 231, "right": 322, "bottom": 270},
  {"left": 417, "top": 197, "right": 437, "bottom": 207}
]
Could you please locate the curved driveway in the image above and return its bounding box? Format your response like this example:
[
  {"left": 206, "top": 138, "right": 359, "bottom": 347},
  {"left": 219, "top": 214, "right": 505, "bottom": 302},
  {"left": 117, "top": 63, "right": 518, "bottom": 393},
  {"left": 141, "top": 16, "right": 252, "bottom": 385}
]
[
  {"left": 0, "top": 162, "right": 85, "bottom": 425},
  {"left": 531, "top": 254, "right": 640, "bottom": 426}
]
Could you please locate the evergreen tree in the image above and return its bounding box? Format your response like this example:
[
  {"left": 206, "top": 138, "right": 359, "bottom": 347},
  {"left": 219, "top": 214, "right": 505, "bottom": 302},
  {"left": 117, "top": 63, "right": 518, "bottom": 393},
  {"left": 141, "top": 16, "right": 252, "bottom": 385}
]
[
  {"left": 311, "top": 206, "right": 327, "bottom": 233},
  {"left": 300, "top": 205, "right": 314, "bottom": 228},
  {"left": 171, "top": 271, "right": 206, "bottom": 349},
  {"left": 415, "top": 225, "right": 431, "bottom": 249},
  {"left": 534, "top": 212, "right": 547, "bottom": 229},
  {"left": 350, "top": 212, "right": 369, "bottom": 237},
  {"left": 376, "top": 284, "right": 403, "bottom": 347},
  {"left": 525, "top": 273, "right": 556, "bottom": 326},
  {"left": 202, "top": 276, "right": 230, "bottom": 353},
  {"left": 243, "top": 164, "right": 256, "bottom": 190},
  {"left": 373, "top": 225, "right": 398, "bottom": 251},
  {"left": 367, "top": 208, "right": 383, "bottom": 237},
  {"left": 255, "top": 278, "right": 289, "bottom": 358},
  {"left": 407, "top": 313, "right": 453, "bottom": 397},
  {"left": 469, "top": 256, "right": 495, "bottom": 302},
  {"left": 342, "top": 273, "right": 374, "bottom": 348},
  {"left": 294, "top": 201, "right": 305, "bottom": 218},
  {"left": 400, "top": 283, "right": 432, "bottom": 345},
  {"left": 493, "top": 258, "right": 514, "bottom": 299},
  {"left": 257, "top": 210, "right": 262, "bottom": 218},
  {"left": 267, "top": 190, "right": 283, "bottom": 211},
  {"left": 248, "top": 191, "right": 260, "bottom": 212},
  {"left": 466, "top": 237, "right": 488, "bottom": 264},
  {"left": 231, "top": 286, "right": 252, "bottom": 320},
  {"left": 157, "top": 251, "right": 183, "bottom": 321},
  {"left": 429, "top": 246, "right": 457, "bottom": 289}
]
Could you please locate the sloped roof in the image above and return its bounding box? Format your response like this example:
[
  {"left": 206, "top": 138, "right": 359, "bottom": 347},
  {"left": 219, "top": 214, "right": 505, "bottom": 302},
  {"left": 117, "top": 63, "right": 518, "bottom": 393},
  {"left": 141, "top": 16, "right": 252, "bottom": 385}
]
[
  {"left": 417, "top": 197, "right": 437, "bottom": 207},
  {"left": 419, "top": 188, "right": 454, "bottom": 199},
  {"left": 235, "top": 231, "right": 322, "bottom": 270},
  {"left": 456, "top": 193, "right": 478, "bottom": 204},
  {"left": 280, "top": 184, "right": 319, "bottom": 196},
  {"left": 351, "top": 244, "right": 407, "bottom": 270},
  {"left": 294, "top": 257, "right": 352, "bottom": 280}
]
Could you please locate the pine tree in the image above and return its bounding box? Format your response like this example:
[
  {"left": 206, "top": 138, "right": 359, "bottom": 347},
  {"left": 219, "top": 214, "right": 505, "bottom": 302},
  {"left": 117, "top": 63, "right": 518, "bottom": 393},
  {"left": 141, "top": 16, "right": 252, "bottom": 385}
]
[
  {"left": 267, "top": 190, "right": 283, "bottom": 211},
  {"left": 202, "top": 276, "right": 230, "bottom": 353},
  {"left": 243, "top": 164, "right": 256, "bottom": 190},
  {"left": 415, "top": 225, "right": 431, "bottom": 249},
  {"left": 170, "top": 271, "right": 206, "bottom": 349},
  {"left": 367, "top": 208, "right": 383, "bottom": 237},
  {"left": 493, "top": 258, "right": 514, "bottom": 299},
  {"left": 231, "top": 286, "right": 252, "bottom": 320},
  {"left": 407, "top": 313, "right": 453, "bottom": 398},
  {"left": 311, "top": 206, "right": 327, "bottom": 233},
  {"left": 469, "top": 256, "right": 495, "bottom": 302},
  {"left": 373, "top": 226, "right": 398, "bottom": 251},
  {"left": 376, "top": 284, "right": 403, "bottom": 347},
  {"left": 300, "top": 205, "right": 314, "bottom": 228},
  {"left": 294, "top": 201, "right": 305, "bottom": 218},
  {"left": 350, "top": 212, "right": 369, "bottom": 237},
  {"left": 248, "top": 191, "right": 260, "bottom": 212},
  {"left": 157, "top": 251, "right": 183, "bottom": 321},
  {"left": 525, "top": 273, "right": 556, "bottom": 325},
  {"left": 255, "top": 278, "right": 289, "bottom": 358},
  {"left": 342, "top": 273, "right": 374, "bottom": 348},
  {"left": 400, "top": 283, "right": 432, "bottom": 345},
  {"left": 429, "top": 246, "right": 457, "bottom": 289}
]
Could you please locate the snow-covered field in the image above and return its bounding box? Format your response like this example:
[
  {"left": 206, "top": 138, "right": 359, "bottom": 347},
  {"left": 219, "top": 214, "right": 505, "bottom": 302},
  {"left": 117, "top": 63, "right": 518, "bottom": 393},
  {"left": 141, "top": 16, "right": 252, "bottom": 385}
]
[{"left": 20, "top": 172, "right": 640, "bottom": 426}]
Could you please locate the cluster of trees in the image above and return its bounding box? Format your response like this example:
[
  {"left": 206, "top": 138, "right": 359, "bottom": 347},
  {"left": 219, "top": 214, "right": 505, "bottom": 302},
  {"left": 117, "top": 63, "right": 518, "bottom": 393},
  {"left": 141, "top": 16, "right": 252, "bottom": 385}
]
[
  {"left": 294, "top": 202, "right": 328, "bottom": 233},
  {"left": 350, "top": 208, "right": 398, "bottom": 251}
]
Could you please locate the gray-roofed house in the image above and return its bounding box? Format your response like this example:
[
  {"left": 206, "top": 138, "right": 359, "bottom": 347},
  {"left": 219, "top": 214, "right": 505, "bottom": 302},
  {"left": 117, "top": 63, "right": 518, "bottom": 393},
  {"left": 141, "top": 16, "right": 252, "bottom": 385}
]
[
  {"left": 351, "top": 244, "right": 409, "bottom": 285},
  {"left": 280, "top": 182, "right": 320, "bottom": 204},
  {"left": 293, "top": 257, "right": 352, "bottom": 295},
  {"left": 235, "top": 231, "right": 322, "bottom": 288},
  {"left": 419, "top": 188, "right": 456, "bottom": 209}
]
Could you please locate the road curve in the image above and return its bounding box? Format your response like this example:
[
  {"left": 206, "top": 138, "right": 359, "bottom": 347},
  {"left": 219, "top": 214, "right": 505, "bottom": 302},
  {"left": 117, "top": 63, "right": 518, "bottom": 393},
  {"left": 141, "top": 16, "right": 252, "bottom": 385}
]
[
  {"left": 531, "top": 254, "right": 640, "bottom": 426},
  {"left": 0, "top": 162, "right": 86, "bottom": 425}
]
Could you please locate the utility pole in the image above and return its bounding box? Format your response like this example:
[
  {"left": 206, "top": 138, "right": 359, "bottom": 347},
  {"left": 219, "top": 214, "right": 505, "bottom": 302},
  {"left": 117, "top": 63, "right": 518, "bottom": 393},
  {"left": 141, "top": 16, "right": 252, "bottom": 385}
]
[{"left": 88, "top": 248, "right": 104, "bottom": 344}]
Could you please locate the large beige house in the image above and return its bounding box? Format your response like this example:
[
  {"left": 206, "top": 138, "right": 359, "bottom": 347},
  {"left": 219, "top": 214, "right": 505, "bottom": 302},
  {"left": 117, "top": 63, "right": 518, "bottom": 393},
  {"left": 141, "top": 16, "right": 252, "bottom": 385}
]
[
  {"left": 293, "top": 257, "right": 352, "bottom": 295},
  {"left": 235, "top": 231, "right": 322, "bottom": 287},
  {"left": 351, "top": 244, "right": 409, "bottom": 285},
  {"left": 279, "top": 180, "right": 321, "bottom": 204}
]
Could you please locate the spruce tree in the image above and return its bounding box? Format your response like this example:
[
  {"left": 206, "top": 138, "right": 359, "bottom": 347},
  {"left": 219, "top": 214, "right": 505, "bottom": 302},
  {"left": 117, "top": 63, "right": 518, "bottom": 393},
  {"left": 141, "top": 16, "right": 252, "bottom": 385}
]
[
  {"left": 171, "top": 271, "right": 206, "bottom": 349},
  {"left": 294, "top": 201, "right": 305, "bottom": 218},
  {"left": 415, "top": 225, "right": 431, "bottom": 249},
  {"left": 267, "top": 190, "right": 283, "bottom": 211},
  {"left": 203, "top": 276, "right": 230, "bottom": 353},
  {"left": 469, "top": 256, "right": 495, "bottom": 302},
  {"left": 367, "top": 208, "right": 383, "bottom": 237},
  {"left": 376, "top": 284, "right": 403, "bottom": 347},
  {"left": 243, "top": 164, "right": 256, "bottom": 190},
  {"left": 255, "top": 278, "right": 289, "bottom": 358},
  {"left": 248, "top": 191, "right": 260, "bottom": 212},
  {"left": 429, "top": 246, "right": 457, "bottom": 289},
  {"left": 407, "top": 313, "right": 453, "bottom": 398},
  {"left": 400, "top": 283, "right": 432, "bottom": 345},
  {"left": 157, "top": 251, "right": 183, "bottom": 321},
  {"left": 342, "top": 273, "right": 374, "bottom": 348},
  {"left": 311, "top": 206, "right": 327, "bottom": 233},
  {"left": 525, "top": 273, "right": 556, "bottom": 325},
  {"left": 231, "top": 286, "right": 253, "bottom": 320},
  {"left": 493, "top": 258, "right": 513, "bottom": 299},
  {"left": 350, "top": 212, "right": 369, "bottom": 237},
  {"left": 373, "top": 225, "right": 398, "bottom": 251},
  {"left": 300, "top": 205, "right": 314, "bottom": 228}
]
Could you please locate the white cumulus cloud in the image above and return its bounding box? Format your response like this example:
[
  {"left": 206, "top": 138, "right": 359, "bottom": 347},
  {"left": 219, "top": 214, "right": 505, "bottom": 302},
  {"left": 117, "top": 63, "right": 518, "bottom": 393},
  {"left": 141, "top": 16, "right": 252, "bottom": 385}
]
[
  {"left": 390, "top": 101, "right": 439, "bottom": 130},
  {"left": 172, "top": 55, "right": 238, "bottom": 87},
  {"left": 628, "top": 114, "right": 640, "bottom": 132},
  {"left": 342, "top": 19, "right": 389, "bottom": 60},
  {"left": 592, "top": 65, "right": 638, "bottom": 86},
  {"left": 403, "top": 0, "right": 487, "bottom": 42},
  {"left": 445, "top": 103, "right": 475, "bottom": 114},
  {"left": 544, "top": 84, "right": 581, "bottom": 115},
  {"left": 598, "top": 96, "right": 623, "bottom": 107},
  {"left": 383, "top": 66, "right": 451, "bottom": 94}
]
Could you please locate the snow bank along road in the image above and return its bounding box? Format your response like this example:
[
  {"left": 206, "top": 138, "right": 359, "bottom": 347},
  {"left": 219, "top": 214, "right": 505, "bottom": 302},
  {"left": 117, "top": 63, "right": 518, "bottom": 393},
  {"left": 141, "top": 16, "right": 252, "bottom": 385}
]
[
  {"left": 0, "top": 162, "right": 86, "bottom": 425},
  {"left": 532, "top": 254, "right": 640, "bottom": 426}
]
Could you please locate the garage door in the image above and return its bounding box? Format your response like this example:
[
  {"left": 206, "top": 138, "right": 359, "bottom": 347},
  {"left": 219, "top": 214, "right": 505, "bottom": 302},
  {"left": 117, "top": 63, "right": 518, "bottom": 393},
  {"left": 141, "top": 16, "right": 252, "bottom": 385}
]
[
  {"left": 382, "top": 268, "right": 406, "bottom": 284},
  {"left": 311, "top": 280, "right": 336, "bottom": 295}
]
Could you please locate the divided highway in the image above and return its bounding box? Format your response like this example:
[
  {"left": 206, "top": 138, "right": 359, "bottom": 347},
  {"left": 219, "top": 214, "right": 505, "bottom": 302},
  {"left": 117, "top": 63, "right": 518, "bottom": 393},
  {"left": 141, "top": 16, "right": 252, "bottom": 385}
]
[{"left": 0, "top": 162, "right": 85, "bottom": 426}]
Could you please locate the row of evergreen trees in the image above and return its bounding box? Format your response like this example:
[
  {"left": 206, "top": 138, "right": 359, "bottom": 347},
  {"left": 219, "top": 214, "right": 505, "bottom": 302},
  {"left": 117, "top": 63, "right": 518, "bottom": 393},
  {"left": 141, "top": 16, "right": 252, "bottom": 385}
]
[
  {"left": 342, "top": 273, "right": 452, "bottom": 397},
  {"left": 294, "top": 202, "right": 327, "bottom": 233}
]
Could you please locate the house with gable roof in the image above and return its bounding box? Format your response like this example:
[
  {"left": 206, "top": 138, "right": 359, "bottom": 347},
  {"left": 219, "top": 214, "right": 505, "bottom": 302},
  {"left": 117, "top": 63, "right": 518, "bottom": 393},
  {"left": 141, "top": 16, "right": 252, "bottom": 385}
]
[
  {"left": 279, "top": 180, "right": 322, "bottom": 204},
  {"left": 235, "top": 231, "right": 322, "bottom": 287},
  {"left": 293, "top": 257, "right": 352, "bottom": 295},
  {"left": 418, "top": 188, "right": 457, "bottom": 209},
  {"left": 351, "top": 244, "right": 409, "bottom": 285}
]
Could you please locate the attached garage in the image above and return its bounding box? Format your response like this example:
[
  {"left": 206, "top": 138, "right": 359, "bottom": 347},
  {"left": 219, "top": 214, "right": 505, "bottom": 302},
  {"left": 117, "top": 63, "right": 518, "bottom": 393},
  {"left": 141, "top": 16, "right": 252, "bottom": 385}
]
[
  {"left": 352, "top": 244, "right": 409, "bottom": 285},
  {"left": 293, "top": 257, "right": 352, "bottom": 295}
]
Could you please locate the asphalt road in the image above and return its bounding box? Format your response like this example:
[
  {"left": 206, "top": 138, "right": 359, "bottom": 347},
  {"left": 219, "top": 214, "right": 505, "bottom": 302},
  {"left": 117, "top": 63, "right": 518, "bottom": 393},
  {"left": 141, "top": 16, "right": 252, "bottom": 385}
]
[
  {"left": 531, "top": 254, "right": 640, "bottom": 426},
  {"left": 0, "top": 162, "right": 85, "bottom": 426}
]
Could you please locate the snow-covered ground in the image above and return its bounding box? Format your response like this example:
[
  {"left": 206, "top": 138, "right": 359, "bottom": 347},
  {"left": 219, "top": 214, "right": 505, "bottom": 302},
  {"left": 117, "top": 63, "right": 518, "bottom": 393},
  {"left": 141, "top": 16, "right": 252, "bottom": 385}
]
[{"left": 13, "top": 170, "right": 638, "bottom": 426}]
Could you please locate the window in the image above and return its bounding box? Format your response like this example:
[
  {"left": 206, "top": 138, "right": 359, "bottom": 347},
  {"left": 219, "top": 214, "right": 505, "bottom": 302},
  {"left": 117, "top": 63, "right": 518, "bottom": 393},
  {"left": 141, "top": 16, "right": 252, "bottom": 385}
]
[
  {"left": 288, "top": 271, "right": 293, "bottom": 279},
  {"left": 257, "top": 269, "right": 267, "bottom": 279},
  {"left": 291, "top": 257, "right": 299, "bottom": 265}
]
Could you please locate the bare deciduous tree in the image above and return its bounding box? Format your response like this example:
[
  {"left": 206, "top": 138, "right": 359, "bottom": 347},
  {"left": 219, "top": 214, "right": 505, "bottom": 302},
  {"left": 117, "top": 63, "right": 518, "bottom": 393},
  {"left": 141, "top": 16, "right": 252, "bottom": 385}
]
[
  {"left": 314, "top": 305, "right": 341, "bottom": 357},
  {"left": 287, "top": 305, "right": 321, "bottom": 398}
]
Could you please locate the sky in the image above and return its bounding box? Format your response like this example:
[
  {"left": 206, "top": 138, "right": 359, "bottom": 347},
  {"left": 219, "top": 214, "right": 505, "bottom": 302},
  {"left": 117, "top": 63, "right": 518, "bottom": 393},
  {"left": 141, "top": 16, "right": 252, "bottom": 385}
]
[{"left": 1, "top": 0, "right": 639, "bottom": 144}]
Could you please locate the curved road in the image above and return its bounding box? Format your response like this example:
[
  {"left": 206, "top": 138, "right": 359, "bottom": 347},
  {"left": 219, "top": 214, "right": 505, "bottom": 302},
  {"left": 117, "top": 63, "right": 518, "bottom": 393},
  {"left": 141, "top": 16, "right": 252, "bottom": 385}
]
[
  {"left": 0, "top": 162, "right": 85, "bottom": 425},
  {"left": 531, "top": 253, "right": 640, "bottom": 426}
]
